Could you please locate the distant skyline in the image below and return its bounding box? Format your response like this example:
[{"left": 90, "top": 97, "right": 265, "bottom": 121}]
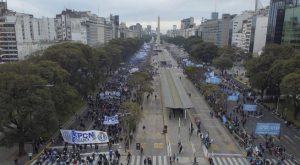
[{"left": 7, "top": 0, "right": 270, "bottom": 33}]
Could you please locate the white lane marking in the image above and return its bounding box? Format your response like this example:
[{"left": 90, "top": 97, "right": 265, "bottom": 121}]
[
  {"left": 202, "top": 145, "right": 208, "bottom": 157},
  {"left": 294, "top": 135, "right": 300, "bottom": 140},
  {"left": 167, "top": 141, "right": 172, "bottom": 157},
  {"left": 211, "top": 153, "right": 243, "bottom": 156},
  {"left": 158, "top": 156, "right": 162, "bottom": 165},
  {"left": 232, "top": 157, "right": 239, "bottom": 165},
  {"left": 227, "top": 157, "right": 234, "bottom": 165},
  {"left": 153, "top": 156, "right": 157, "bottom": 165},
  {"left": 216, "top": 157, "right": 222, "bottom": 165},
  {"left": 284, "top": 135, "right": 295, "bottom": 143},
  {"left": 221, "top": 157, "right": 229, "bottom": 165},
  {"left": 164, "top": 156, "right": 167, "bottom": 165},
  {"left": 212, "top": 157, "right": 217, "bottom": 165},
  {"left": 131, "top": 155, "right": 135, "bottom": 165},
  {"left": 191, "top": 142, "right": 196, "bottom": 153},
  {"left": 284, "top": 159, "right": 292, "bottom": 165},
  {"left": 241, "top": 158, "right": 250, "bottom": 165}
]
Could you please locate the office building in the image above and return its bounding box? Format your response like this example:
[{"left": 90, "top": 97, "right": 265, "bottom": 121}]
[
  {"left": 266, "top": 0, "right": 298, "bottom": 44},
  {"left": 181, "top": 17, "right": 195, "bottom": 29},
  {"left": 282, "top": 5, "right": 300, "bottom": 49},
  {"left": 211, "top": 12, "right": 219, "bottom": 20}
]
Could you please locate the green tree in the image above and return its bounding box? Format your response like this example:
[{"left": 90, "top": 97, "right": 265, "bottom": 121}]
[
  {"left": 280, "top": 72, "right": 300, "bottom": 119},
  {"left": 212, "top": 57, "right": 233, "bottom": 75},
  {"left": 0, "top": 73, "right": 57, "bottom": 156}
]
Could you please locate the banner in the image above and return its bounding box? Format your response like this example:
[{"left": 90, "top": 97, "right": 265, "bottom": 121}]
[
  {"left": 227, "top": 92, "right": 240, "bottom": 101},
  {"left": 60, "top": 130, "right": 109, "bottom": 144},
  {"left": 243, "top": 104, "right": 257, "bottom": 112},
  {"left": 205, "top": 76, "right": 221, "bottom": 85},
  {"left": 103, "top": 115, "right": 119, "bottom": 125},
  {"left": 255, "top": 123, "right": 281, "bottom": 135}
]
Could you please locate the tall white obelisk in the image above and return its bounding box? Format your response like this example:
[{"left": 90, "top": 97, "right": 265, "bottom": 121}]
[{"left": 156, "top": 16, "right": 161, "bottom": 44}]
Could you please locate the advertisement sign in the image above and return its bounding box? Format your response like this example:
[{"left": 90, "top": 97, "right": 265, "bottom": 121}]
[
  {"left": 255, "top": 123, "right": 281, "bottom": 135},
  {"left": 243, "top": 104, "right": 257, "bottom": 112},
  {"left": 103, "top": 115, "right": 119, "bottom": 125},
  {"left": 60, "top": 130, "right": 109, "bottom": 144}
]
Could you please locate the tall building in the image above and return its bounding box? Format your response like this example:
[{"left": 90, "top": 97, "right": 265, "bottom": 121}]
[
  {"left": 231, "top": 11, "right": 256, "bottom": 50},
  {"left": 211, "top": 12, "right": 219, "bottom": 20},
  {"left": 38, "top": 17, "right": 56, "bottom": 41},
  {"left": 0, "top": 0, "right": 7, "bottom": 16},
  {"left": 200, "top": 14, "right": 234, "bottom": 47},
  {"left": 180, "top": 17, "right": 195, "bottom": 29},
  {"left": 266, "top": 0, "right": 298, "bottom": 44},
  {"left": 282, "top": 5, "right": 300, "bottom": 49}
]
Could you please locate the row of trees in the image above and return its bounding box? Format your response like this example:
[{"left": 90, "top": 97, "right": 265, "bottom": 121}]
[
  {"left": 246, "top": 44, "right": 300, "bottom": 119},
  {"left": 164, "top": 36, "right": 250, "bottom": 74},
  {"left": 0, "top": 38, "right": 145, "bottom": 155}
]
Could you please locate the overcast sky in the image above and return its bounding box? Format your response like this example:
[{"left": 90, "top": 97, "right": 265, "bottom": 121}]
[{"left": 7, "top": 0, "right": 270, "bottom": 33}]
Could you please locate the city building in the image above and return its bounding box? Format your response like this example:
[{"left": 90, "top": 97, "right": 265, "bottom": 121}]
[
  {"left": 266, "top": 0, "right": 298, "bottom": 44},
  {"left": 211, "top": 12, "right": 219, "bottom": 20},
  {"left": 282, "top": 5, "right": 300, "bottom": 49},
  {"left": 119, "top": 22, "right": 140, "bottom": 38},
  {"left": 231, "top": 11, "right": 256, "bottom": 51},
  {"left": 231, "top": 8, "right": 268, "bottom": 54},
  {"left": 55, "top": 9, "right": 119, "bottom": 46},
  {"left": 180, "top": 17, "right": 195, "bottom": 29},
  {"left": 38, "top": 17, "right": 56, "bottom": 41},
  {"left": 200, "top": 13, "right": 234, "bottom": 47}
]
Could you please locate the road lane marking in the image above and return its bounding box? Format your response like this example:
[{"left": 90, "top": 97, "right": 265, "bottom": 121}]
[
  {"left": 164, "top": 156, "right": 167, "bottom": 165},
  {"left": 131, "top": 156, "right": 135, "bottom": 165},
  {"left": 158, "top": 156, "right": 162, "bottom": 165},
  {"left": 294, "top": 135, "right": 300, "bottom": 140},
  {"left": 191, "top": 142, "right": 196, "bottom": 153},
  {"left": 153, "top": 156, "right": 156, "bottom": 165},
  {"left": 136, "top": 155, "right": 141, "bottom": 165},
  {"left": 211, "top": 153, "right": 243, "bottom": 156},
  {"left": 154, "top": 143, "right": 163, "bottom": 149},
  {"left": 202, "top": 145, "right": 208, "bottom": 157},
  {"left": 227, "top": 157, "right": 234, "bottom": 165},
  {"left": 216, "top": 157, "right": 222, "bottom": 165},
  {"left": 284, "top": 135, "right": 294, "bottom": 143}
]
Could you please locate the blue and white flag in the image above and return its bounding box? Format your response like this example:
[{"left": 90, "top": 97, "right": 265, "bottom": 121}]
[
  {"left": 227, "top": 92, "right": 240, "bottom": 101},
  {"left": 255, "top": 123, "right": 281, "bottom": 135},
  {"left": 205, "top": 76, "right": 221, "bottom": 84},
  {"left": 103, "top": 115, "right": 119, "bottom": 125},
  {"left": 60, "top": 130, "right": 109, "bottom": 144},
  {"left": 243, "top": 104, "right": 257, "bottom": 112}
]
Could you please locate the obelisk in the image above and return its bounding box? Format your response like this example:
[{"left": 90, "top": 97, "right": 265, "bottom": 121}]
[{"left": 156, "top": 16, "right": 160, "bottom": 44}]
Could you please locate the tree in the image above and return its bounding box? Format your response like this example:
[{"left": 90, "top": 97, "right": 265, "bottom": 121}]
[
  {"left": 280, "top": 72, "right": 300, "bottom": 119},
  {"left": 0, "top": 72, "right": 57, "bottom": 156},
  {"left": 212, "top": 57, "right": 233, "bottom": 75},
  {"left": 190, "top": 42, "right": 219, "bottom": 63}
]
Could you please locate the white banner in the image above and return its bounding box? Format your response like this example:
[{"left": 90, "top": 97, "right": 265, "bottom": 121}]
[
  {"left": 103, "top": 115, "right": 119, "bottom": 125},
  {"left": 60, "top": 130, "right": 109, "bottom": 144}
]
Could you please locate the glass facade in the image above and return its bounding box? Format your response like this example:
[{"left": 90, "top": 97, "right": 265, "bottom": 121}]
[{"left": 282, "top": 6, "right": 300, "bottom": 49}]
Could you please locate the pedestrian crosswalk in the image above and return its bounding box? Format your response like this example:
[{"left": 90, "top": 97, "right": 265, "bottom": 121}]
[
  {"left": 212, "top": 156, "right": 249, "bottom": 165},
  {"left": 212, "top": 156, "right": 298, "bottom": 165},
  {"left": 31, "top": 152, "right": 170, "bottom": 165}
]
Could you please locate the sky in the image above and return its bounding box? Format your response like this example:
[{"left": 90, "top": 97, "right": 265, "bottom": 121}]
[{"left": 7, "top": 0, "right": 270, "bottom": 33}]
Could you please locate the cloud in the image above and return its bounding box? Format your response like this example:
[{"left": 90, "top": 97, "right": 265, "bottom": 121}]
[{"left": 6, "top": 0, "right": 270, "bottom": 32}]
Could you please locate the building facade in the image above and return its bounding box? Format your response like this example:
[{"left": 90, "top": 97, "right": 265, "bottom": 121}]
[
  {"left": 282, "top": 5, "right": 300, "bottom": 49},
  {"left": 181, "top": 17, "right": 195, "bottom": 29}
]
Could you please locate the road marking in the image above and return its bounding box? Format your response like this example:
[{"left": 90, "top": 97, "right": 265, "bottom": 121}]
[
  {"left": 227, "top": 157, "right": 234, "bottom": 165},
  {"left": 216, "top": 157, "right": 222, "bottom": 165},
  {"left": 294, "top": 135, "right": 300, "bottom": 140},
  {"left": 154, "top": 143, "right": 163, "bottom": 149},
  {"left": 284, "top": 135, "right": 294, "bottom": 143},
  {"left": 191, "top": 142, "right": 196, "bottom": 153},
  {"left": 211, "top": 153, "right": 243, "bottom": 156},
  {"left": 158, "top": 156, "right": 162, "bottom": 165},
  {"left": 202, "top": 145, "right": 208, "bottom": 157},
  {"left": 153, "top": 156, "right": 157, "bottom": 165},
  {"left": 130, "top": 156, "right": 136, "bottom": 165},
  {"left": 136, "top": 155, "right": 140, "bottom": 165},
  {"left": 164, "top": 156, "right": 167, "bottom": 165},
  {"left": 167, "top": 141, "right": 172, "bottom": 157}
]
